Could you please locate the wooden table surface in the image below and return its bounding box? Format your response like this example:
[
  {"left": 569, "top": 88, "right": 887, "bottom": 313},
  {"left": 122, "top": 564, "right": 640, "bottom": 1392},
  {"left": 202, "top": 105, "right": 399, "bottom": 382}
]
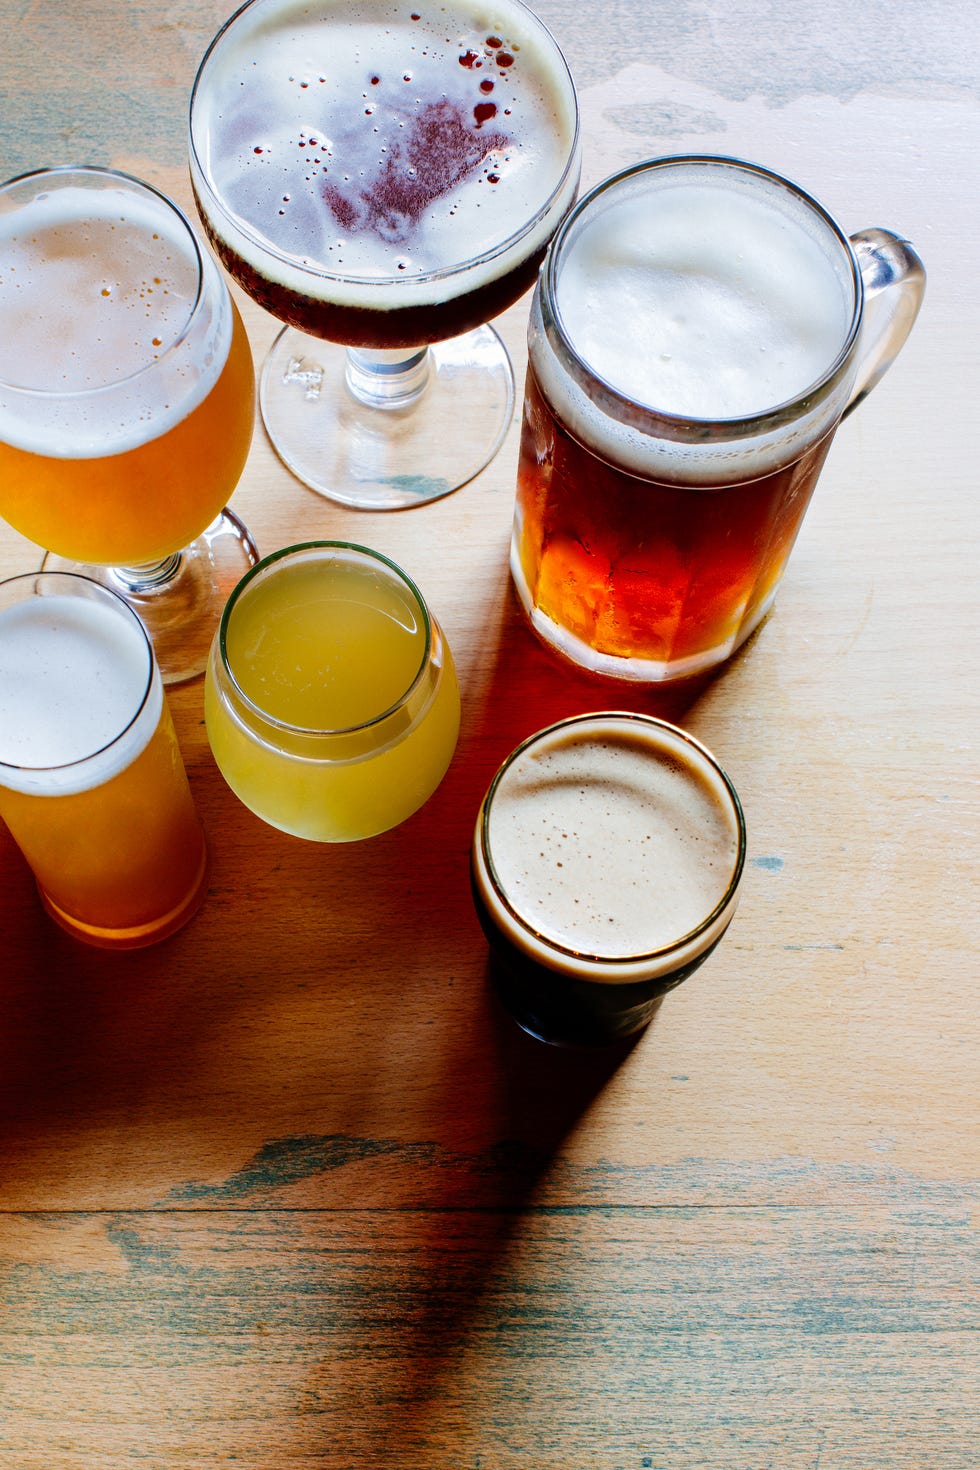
[{"left": 1, "top": 1, "right": 977, "bottom": 1464}]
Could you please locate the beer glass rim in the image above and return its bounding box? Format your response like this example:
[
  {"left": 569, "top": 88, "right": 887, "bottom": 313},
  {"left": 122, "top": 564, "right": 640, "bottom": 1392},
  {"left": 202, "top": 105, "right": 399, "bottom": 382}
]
[
  {"left": 542, "top": 153, "right": 864, "bottom": 438},
  {"left": 479, "top": 710, "right": 747, "bottom": 968},
  {"left": 217, "top": 540, "right": 435, "bottom": 738},
  {"left": 0, "top": 571, "right": 155, "bottom": 776},
  {"left": 188, "top": 0, "right": 581, "bottom": 292},
  {"left": 0, "top": 164, "right": 208, "bottom": 400}
]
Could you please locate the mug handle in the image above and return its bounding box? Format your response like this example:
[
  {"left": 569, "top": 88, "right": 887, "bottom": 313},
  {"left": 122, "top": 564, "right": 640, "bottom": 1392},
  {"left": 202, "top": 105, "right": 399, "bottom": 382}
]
[{"left": 843, "top": 229, "right": 926, "bottom": 418}]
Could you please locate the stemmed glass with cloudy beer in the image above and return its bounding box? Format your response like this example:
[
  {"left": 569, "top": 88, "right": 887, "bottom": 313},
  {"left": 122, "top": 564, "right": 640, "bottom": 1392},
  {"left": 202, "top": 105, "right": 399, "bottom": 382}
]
[
  {"left": 0, "top": 166, "right": 256, "bottom": 683},
  {"left": 189, "top": 0, "right": 580, "bottom": 509}
]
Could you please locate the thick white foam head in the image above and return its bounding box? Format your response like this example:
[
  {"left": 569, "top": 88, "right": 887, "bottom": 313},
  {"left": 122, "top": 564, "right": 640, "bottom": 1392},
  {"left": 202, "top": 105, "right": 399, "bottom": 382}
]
[
  {"left": 481, "top": 715, "right": 743, "bottom": 965},
  {"left": 191, "top": 0, "right": 578, "bottom": 308},
  {"left": 0, "top": 588, "right": 162, "bottom": 796},
  {"left": 0, "top": 176, "right": 231, "bottom": 458},
  {"left": 534, "top": 159, "right": 859, "bottom": 485}
]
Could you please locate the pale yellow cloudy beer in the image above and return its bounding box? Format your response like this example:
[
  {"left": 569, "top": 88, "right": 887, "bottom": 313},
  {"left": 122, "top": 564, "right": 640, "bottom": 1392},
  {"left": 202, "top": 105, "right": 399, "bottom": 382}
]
[
  {"left": 205, "top": 543, "right": 460, "bottom": 841},
  {"left": 0, "top": 574, "right": 207, "bottom": 948}
]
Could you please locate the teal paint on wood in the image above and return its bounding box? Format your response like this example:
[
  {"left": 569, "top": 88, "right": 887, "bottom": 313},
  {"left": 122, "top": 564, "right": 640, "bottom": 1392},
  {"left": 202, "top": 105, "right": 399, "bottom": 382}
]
[
  {"left": 0, "top": 1204, "right": 976, "bottom": 1466},
  {"left": 160, "top": 1134, "right": 980, "bottom": 1211}
]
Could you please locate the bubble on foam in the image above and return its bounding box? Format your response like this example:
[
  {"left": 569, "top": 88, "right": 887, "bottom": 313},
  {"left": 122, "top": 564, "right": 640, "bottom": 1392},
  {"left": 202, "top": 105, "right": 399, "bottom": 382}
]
[
  {"left": 0, "top": 185, "right": 231, "bottom": 459},
  {"left": 538, "top": 165, "right": 857, "bottom": 486},
  {"left": 0, "top": 593, "right": 162, "bottom": 796},
  {"left": 191, "top": 0, "right": 578, "bottom": 309}
]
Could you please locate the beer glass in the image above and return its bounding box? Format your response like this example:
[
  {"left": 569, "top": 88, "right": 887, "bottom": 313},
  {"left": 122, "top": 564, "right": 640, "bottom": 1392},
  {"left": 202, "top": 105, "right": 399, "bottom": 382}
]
[
  {"left": 189, "top": 0, "right": 580, "bottom": 508},
  {"left": 0, "top": 572, "right": 208, "bottom": 949},
  {"left": 471, "top": 712, "right": 746, "bottom": 1046},
  {"left": 205, "top": 542, "right": 460, "bottom": 841},
  {"left": 0, "top": 166, "right": 257, "bottom": 683},
  {"left": 512, "top": 155, "right": 926, "bottom": 683}
]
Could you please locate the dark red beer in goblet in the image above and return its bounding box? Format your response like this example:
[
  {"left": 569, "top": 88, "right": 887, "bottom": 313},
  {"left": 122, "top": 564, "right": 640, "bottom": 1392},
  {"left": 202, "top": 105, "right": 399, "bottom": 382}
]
[{"left": 190, "top": 0, "right": 580, "bottom": 508}]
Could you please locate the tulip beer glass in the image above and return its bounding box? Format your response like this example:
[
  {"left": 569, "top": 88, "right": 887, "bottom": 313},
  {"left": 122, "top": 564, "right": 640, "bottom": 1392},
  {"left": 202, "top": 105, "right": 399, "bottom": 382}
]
[
  {"left": 0, "top": 572, "right": 208, "bottom": 948},
  {"left": 471, "top": 712, "right": 746, "bottom": 1046},
  {"left": 0, "top": 166, "right": 256, "bottom": 682},
  {"left": 512, "top": 155, "right": 926, "bottom": 682},
  {"left": 189, "top": 0, "right": 580, "bottom": 508},
  {"left": 205, "top": 542, "right": 460, "bottom": 841}
]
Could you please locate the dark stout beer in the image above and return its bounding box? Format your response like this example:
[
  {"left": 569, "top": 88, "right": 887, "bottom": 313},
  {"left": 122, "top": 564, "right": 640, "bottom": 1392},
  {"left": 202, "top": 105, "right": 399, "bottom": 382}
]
[{"left": 471, "top": 713, "right": 746, "bottom": 1046}]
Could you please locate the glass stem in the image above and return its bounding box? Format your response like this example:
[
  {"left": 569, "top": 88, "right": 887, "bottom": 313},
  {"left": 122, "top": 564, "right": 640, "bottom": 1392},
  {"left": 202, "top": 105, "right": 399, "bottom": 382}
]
[
  {"left": 111, "top": 553, "right": 183, "bottom": 594},
  {"left": 345, "top": 346, "right": 431, "bottom": 409}
]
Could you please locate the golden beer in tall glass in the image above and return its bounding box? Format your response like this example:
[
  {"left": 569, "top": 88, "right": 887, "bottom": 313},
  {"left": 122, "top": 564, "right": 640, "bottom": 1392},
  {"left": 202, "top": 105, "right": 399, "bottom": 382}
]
[{"left": 0, "top": 573, "right": 208, "bottom": 948}]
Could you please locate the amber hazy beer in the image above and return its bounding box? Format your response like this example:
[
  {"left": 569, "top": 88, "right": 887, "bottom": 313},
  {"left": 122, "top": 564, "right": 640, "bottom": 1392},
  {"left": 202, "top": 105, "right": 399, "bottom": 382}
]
[
  {"left": 471, "top": 712, "right": 746, "bottom": 1046},
  {"left": 512, "top": 156, "right": 925, "bottom": 682},
  {"left": 0, "top": 574, "right": 208, "bottom": 948},
  {"left": 0, "top": 169, "right": 254, "bottom": 567},
  {"left": 516, "top": 364, "right": 837, "bottom": 678}
]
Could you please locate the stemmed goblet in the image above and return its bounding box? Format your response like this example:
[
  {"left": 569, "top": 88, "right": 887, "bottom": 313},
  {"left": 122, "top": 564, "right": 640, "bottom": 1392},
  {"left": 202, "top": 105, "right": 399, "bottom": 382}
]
[
  {"left": 0, "top": 166, "right": 257, "bottom": 683},
  {"left": 189, "top": 0, "right": 580, "bottom": 509}
]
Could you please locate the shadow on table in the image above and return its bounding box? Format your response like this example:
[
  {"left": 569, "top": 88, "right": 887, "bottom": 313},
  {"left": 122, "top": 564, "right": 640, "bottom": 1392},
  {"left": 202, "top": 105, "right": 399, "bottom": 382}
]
[
  {"left": 0, "top": 557, "right": 753, "bottom": 1460},
  {"left": 312, "top": 572, "right": 747, "bottom": 1457}
]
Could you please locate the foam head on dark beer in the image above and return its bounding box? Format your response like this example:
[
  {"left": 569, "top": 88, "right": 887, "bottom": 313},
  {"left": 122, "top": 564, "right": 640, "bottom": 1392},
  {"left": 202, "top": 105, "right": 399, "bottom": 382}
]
[{"left": 473, "top": 713, "right": 745, "bottom": 983}]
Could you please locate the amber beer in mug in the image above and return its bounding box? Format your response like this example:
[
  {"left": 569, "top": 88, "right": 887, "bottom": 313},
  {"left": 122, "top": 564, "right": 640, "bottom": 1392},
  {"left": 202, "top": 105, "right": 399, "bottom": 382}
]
[
  {"left": 512, "top": 156, "right": 926, "bottom": 682},
  {"left": 0, "top": 573, "right": 208, "bottom": 949},
  {"left": 471, "top": 713, "right": 746, "bottom": 1046}
]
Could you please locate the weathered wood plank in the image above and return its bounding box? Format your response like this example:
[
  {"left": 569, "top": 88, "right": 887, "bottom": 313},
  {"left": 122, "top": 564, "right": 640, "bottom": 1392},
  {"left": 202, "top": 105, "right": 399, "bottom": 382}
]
[
  {"left": 1, "top": 1206, "right": 976, "bottom": 1467},
  {"left": 1, "top": 0, "right": 977, "bottom": 1461}
]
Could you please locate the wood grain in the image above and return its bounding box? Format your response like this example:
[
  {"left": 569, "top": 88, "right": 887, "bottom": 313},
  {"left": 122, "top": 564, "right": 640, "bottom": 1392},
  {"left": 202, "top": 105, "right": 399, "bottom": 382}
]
[
  {"left": 1, "top": 1204, "right": 976, "bottom": 1468},
  {"left": 1, "top": 0, "right": 977, "bottom": 1463}
]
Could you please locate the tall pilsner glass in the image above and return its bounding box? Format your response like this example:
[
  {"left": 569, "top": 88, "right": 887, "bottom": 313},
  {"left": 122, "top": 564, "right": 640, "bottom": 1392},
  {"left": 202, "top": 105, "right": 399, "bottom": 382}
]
[
  {"left": 0, "top": 571, "right": 208, "bottom": 948},
  {"left": 189, "top": 0, "right": 580, "bottom": 509},
  {"left": 0, "top": 166, "right": 257, "bottom": 683}
]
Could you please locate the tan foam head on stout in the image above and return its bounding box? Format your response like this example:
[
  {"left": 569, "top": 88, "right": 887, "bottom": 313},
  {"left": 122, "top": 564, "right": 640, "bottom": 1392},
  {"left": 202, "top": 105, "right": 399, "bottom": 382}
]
[{"left": 475, "top": 713, "right": 745, "bottom": 980}]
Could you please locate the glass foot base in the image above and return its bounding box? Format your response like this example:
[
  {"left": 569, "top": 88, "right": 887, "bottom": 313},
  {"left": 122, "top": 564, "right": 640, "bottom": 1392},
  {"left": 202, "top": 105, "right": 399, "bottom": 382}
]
[
  {"left": 41, "top": 509, "right": 260, "bottom": 684},
  {"left": 260, "top": 325, "right": 515, "bottom": 510}
]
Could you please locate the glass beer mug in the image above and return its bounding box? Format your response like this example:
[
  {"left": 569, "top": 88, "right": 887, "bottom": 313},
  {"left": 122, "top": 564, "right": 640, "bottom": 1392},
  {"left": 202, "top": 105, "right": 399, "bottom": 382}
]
[{"left": 511, "top": 154, "right": 926, "bottom": 683}]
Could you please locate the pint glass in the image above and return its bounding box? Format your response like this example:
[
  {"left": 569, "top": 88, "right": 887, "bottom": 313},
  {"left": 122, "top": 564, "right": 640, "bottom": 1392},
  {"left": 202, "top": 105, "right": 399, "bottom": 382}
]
[
  {"left": 471, "top": 712, "right": 746, "bottom": 1046},
  {"left": 0, "top": 573, "right": 208, "bottom": 948},
  {"left": 512, "top": 155, "right": 926, "bottom": 682}
]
